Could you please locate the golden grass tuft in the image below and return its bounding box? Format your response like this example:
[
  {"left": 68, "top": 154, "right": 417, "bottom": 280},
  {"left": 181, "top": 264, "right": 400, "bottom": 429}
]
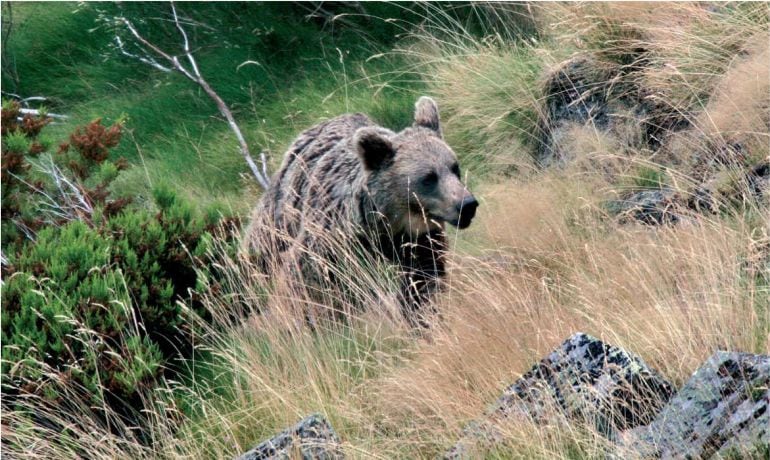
[
  {"left": 365, "top": 175, "right": 768, "bottom": 457},
  {"left": 696, "top": 37, "right": 770, "bottom": 146}
]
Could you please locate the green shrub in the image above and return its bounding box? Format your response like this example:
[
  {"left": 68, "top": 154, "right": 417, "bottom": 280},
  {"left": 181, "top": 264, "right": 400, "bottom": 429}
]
[
  {"left": 1, "top": 221, "right": 161, "bottom": 398},
  {"left": 1, "top": 190, "right": 213, "bottom": 410},
  {"left": 1, "top": 100, "right": 233, "bottom": 427}
]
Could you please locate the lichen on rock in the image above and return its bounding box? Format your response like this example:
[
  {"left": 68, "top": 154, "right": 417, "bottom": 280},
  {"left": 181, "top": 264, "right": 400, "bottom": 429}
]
[
  {"left": 237, "top": 414, "right": 343, "bottom": 460},
  {"left": 492, "top": 333, "right": 673, "bottom": 432},
  {"left": 446, "top": 333, "right": 673, "bottom": 458},
  {"left": 620, "top": 351, "right": 770, "bottom": 459}
]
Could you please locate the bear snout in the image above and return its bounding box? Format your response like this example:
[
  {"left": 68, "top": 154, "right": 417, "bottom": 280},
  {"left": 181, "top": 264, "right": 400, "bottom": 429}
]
[{"left": 455, "top": 196, "right": 478, "bottom": 229}]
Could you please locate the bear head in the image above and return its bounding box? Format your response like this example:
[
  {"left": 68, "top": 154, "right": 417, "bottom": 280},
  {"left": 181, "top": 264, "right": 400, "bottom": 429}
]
[{"left": 353, "top": 96, "right": 478, "bottom": 236}]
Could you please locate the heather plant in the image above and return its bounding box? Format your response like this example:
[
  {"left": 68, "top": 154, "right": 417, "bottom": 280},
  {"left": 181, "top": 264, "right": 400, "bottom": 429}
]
[
  {"left": 1, "top": 100, "right": 131, "bottom": 249},
  {"left": 1, "top": 100, "right": 233, "bottom": 429}
]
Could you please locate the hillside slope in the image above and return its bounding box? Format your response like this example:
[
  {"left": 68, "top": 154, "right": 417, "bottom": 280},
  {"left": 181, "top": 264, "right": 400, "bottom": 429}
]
[
  {"left": 3, "top": 2, "right": 423, "bottom": 209},
  {"left": 2, "top": 3, "right": 768, "bottom": 459}
]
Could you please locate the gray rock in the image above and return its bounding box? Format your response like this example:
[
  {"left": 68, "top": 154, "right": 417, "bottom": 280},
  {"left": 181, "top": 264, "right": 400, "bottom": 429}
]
[
  {"left": 238, "top": 414, "right": 343, "bottom": 460},
  {"left": 748, "top": 160, "right": 770, "bottom": 201},
  {"left": 544, "top": 58, "right": 612, "bottom": 127},
  {"left": 536, "top": 57, "right": 659, "bottom": 168},
  {"left": 494, "top": 333, "right": 674, "bottom": 432},
  {"left": 609, "top": 188, "right": 681, "bottom": 225},
  {"left": 446, "top": 333, "right": 673, "bottom": 458},
  {"left": 621, "top": 351, "right": 770, "bottom": 459},
  {"left": 537, "top": 57, "right": 615, "bottom": 166},
  {"left": 610, "top": 158, "right": 769, "bottom": 226}
]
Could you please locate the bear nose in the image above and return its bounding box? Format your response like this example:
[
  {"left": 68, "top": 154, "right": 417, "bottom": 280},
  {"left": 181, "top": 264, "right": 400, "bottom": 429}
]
[
  {"left": 455, "top": 196, "right": 479, "bottom": 229},
  {"left": 456, "top": 196, "right": 479, "bottom": 214}
]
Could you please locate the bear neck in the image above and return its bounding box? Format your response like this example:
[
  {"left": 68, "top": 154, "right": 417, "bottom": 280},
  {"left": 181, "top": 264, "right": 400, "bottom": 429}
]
[{"left": 359, "top": 178, "right": 439, "bottom": 246}]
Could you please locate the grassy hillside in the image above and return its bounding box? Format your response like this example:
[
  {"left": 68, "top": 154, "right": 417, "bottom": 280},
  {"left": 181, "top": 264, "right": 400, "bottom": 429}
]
[{"left": 2, "top": 2, "right": 768, "bottom": 459}]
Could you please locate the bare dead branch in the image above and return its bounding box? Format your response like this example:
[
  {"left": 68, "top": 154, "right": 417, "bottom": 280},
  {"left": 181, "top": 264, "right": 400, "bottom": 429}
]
[
  {"left": 114, "top": 36, "right": 171, "bottom": 73},
  {"left": 11, "top": 156, "right": 94, "bottom": 231},
  {"left": 1, "top": 94, "right": 68, "bottom": 121},
  {"left": 260, "top": 151, "right": 269, "bottom": 179},
  {"left": 18, "top": 108, "right": 68, "bottom": 120},
  {"left": 1, "top": 92, "right": 48, "bottom": 106},
  {"left": 170, "top": 2, "right": 201, "bottom": 78},
  {"left": 114, "top": 3, "right": 270, "bottom": 190}
]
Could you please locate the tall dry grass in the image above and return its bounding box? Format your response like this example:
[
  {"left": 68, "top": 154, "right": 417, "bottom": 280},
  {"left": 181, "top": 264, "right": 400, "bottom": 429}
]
[
  {"left": 406, "top": 2, "right": 769, "bottom": 178},
  {"left": 369, "top": 174, "right": 768, "bottom": 456},
  {"left": 6, "top": 170, "right": 765, "bottom": 458}
]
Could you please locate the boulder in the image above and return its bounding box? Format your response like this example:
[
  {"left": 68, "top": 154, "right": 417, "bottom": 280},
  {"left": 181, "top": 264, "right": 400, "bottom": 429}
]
[
  {"left": 609, "top": 157, "right": 769, "bottom": 226},
  {"left": 748, "top": 159, "right": 770, "bottom": 201},
  {"left": 446, "top": 333, "right": 673, "bottom": 458},
  {"left": 536, "top": 57, "right": 663, "bottom": 168},
  {"left": 493, "top": 333, "right": 674, "bottom": 432},
  {"left": 621, "top": 351, "right": 770, "bottom": 459},
  {"left": 609, "top": 188, "right": 681, "bottom": 225},
  {"left": 543, "top": 57, "right": 613, "bottom": 129},
  {"left": 238, "top": 414, "right": 343, "bottom": 460},
  {"left": 537, "top": 57, "right": 615, "bottom": 166}
]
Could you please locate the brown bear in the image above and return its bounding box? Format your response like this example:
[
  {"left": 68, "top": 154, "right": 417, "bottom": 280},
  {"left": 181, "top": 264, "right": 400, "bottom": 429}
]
[{"left": 244, "top": 97, "right": 478, "bottom": 325}]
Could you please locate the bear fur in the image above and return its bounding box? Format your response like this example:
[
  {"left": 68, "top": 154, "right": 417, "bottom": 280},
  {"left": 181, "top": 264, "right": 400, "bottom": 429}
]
[{"left": 244, "top": 97, "right": 478, "bottom": 325}]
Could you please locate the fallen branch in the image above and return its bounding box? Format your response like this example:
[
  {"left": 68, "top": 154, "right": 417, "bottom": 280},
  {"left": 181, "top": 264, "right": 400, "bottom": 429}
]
[
  {"left": 19, "top": 108, "right": 68, "bottom": 120},
  {"left": 11, "top": 155, "right": 93, "bottom": 229},
  {"left": 114, "top": 3, "right": 270, "bottom": 190},
  {"left": 1, "top": 93, "right": 69, "bottom": 120}
]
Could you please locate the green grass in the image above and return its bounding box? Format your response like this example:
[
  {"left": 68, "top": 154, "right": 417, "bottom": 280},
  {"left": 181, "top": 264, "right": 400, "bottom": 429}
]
[
  {"left": 407, "top": 37, "right": 555, "bottom": 178},
  {"left": 3, "top": 2, "right": 426, "bottom": 211},
  {"left": 630, "top": 165, "right": 667, "bottom": 190}
]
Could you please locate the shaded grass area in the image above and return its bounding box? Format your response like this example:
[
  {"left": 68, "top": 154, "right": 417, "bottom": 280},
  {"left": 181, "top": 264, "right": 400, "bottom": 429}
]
[{"left": 4, "top": 2, "right": 424, "bottom": 210}]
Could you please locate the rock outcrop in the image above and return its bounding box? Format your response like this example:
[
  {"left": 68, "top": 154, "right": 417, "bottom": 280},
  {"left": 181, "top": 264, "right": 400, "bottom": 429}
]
[
  {"left": 446, "top": 333, "right": 674, "bottom": 458},
  {"left": 538, "top": 55, "right": 768, "bottom": 225},
  {"left": 608, "top": 188, "right": 680, "bottom": 225},
  {"left": 536, "top": 56, "right": 678, "bottom": 168},
  {"left": 538, "top": 57, "right": 624, "bottom": 167},
  {"left": 620, "top": 351, "right": 770, "bottom": 459},
  {"left": 238, "top": 414, "right": 343, "bottom": 460},
  {"left": 493, "top": 333, "right": 674, "bottom": 432}
]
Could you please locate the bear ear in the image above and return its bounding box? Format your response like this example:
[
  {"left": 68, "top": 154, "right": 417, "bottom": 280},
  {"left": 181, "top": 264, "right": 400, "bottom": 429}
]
[
  {"left": 413, "top": 96, "right": 442, "bottom": 137},
  {"left": 354, "top": 127, "right": 395, "bottom": 171}
]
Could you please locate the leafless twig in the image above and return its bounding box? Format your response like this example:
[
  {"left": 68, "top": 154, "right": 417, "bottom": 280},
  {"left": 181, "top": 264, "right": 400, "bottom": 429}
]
[
  {"left": 2, "top": 93, "right": 69, "bottom": 120},
  {"left": 113, "top": 35, "right": 171, "bottom": 73},
  {"left": 114, "top": 2, "right": 270, "bottom": 190},
  {"left": 18, "top": 108, "right": 68, "bottom": 120},
  {"left": 8, "top": 155, "right": 94, "bottom": 242}
]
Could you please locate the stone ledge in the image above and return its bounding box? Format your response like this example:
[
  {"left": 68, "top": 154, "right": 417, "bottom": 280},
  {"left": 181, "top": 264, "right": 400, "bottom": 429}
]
[{"left": 237, "top": 414, "right": 343, "bottom": 460}]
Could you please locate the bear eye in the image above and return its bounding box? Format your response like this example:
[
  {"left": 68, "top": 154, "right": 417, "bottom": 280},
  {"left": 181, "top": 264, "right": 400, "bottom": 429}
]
[
  {"left": 421, "top": 171, "right": 438, "bottom": 187},
  {"left": 451, "top": 163, "right": 461, "bottom": 178}
]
